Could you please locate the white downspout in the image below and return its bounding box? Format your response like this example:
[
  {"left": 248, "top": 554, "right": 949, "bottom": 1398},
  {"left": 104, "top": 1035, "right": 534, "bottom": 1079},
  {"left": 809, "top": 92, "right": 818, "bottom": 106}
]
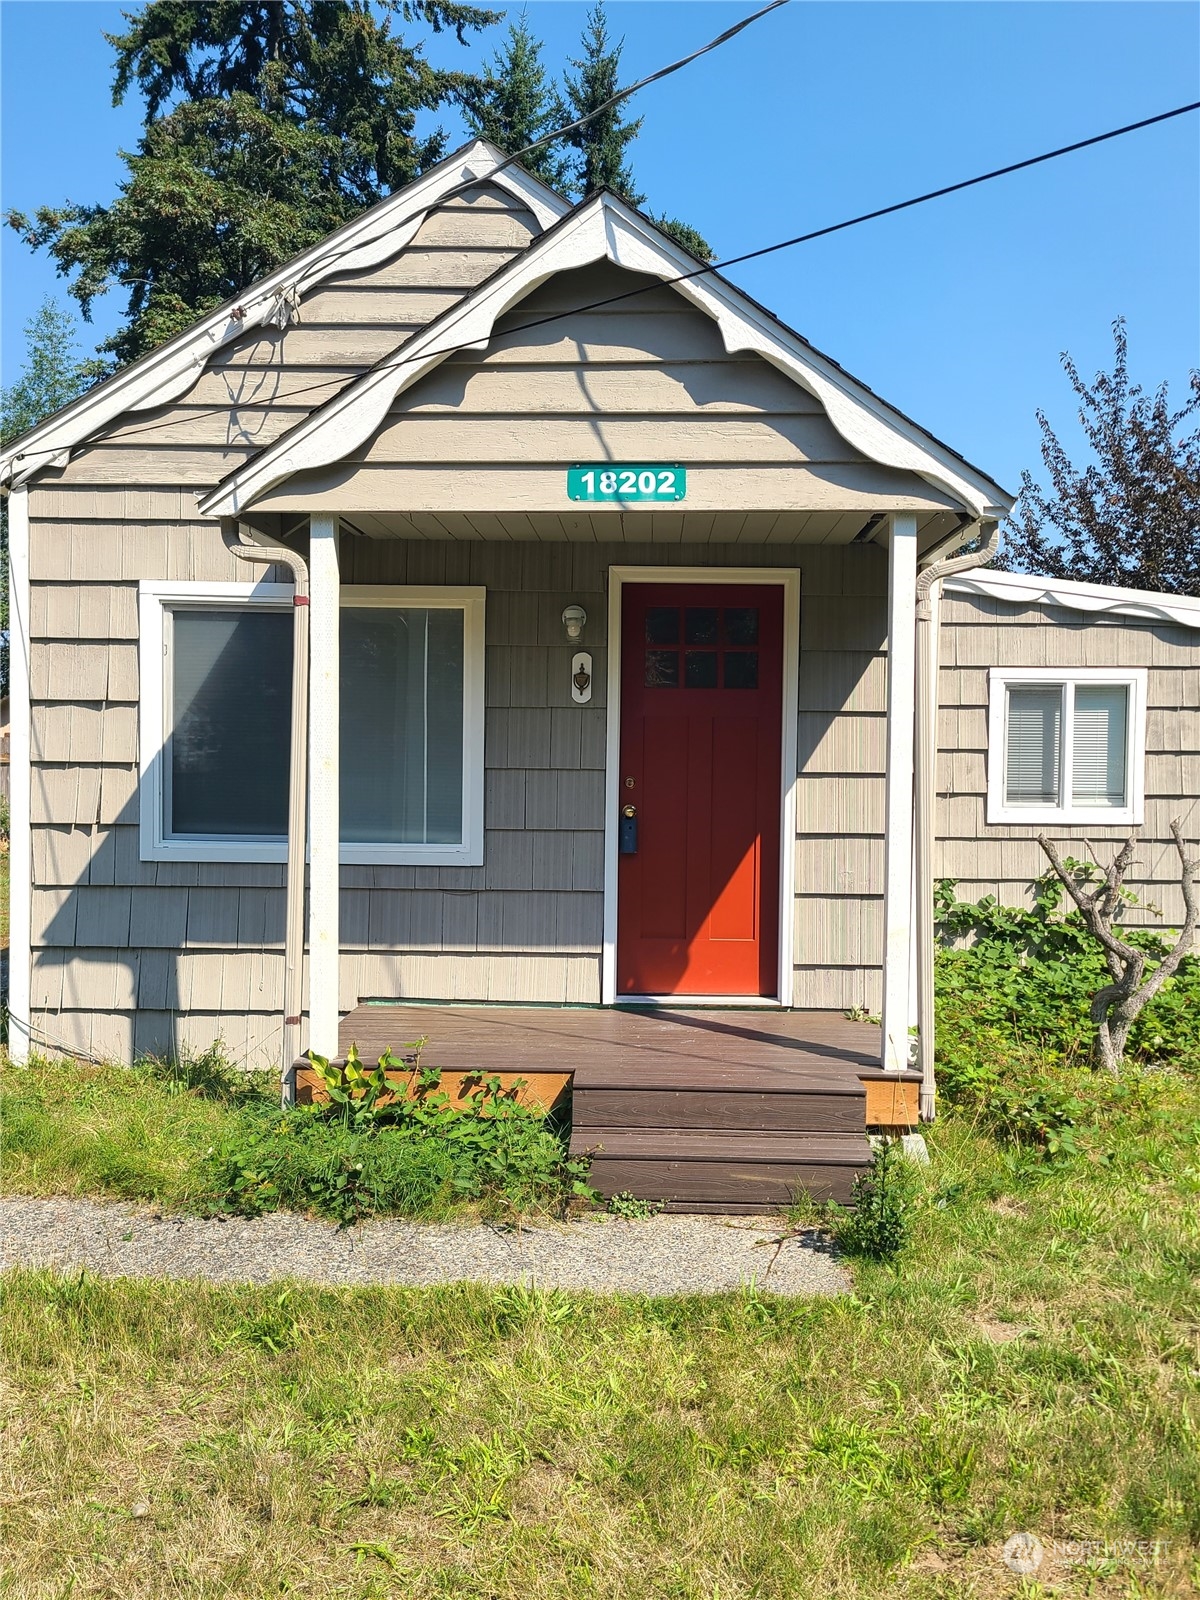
[
  {"left": 6, "top": 487, "right": 32, "bottom": 1062},
  {"left": 223, "top": 519, "right": 309, "bottom": 1103},
  {"left": 914, "top": 520, "right": 1000, "bottom": 1119}
]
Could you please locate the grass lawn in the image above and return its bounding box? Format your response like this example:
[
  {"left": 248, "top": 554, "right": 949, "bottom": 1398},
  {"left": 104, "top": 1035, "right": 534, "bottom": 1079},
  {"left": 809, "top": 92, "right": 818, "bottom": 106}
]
[
  {"left": 3, "top": 1057, "right": 1199, "bottom": 1598},
  {"left": 1, "top": 840, "right": 9, "bottom": 947}
]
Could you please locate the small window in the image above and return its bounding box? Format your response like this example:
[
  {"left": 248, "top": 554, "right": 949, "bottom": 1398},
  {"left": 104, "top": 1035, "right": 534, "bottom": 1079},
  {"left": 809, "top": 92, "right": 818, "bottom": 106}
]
[
  {"left": 987, "top": 668, "right": 1146, "bottom": 825},
  {"left": 141, "top": 582, "right": 485, "bottom": 864}
]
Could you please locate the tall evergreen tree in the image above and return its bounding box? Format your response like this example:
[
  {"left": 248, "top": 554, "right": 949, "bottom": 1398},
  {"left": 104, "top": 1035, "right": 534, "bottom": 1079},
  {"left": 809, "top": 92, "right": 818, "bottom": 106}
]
[
  {"left": 1, "top": 300, "right": 102, "bottom": 694},
  {"left": 552, "top": 4, "right": 712, "bottom": 260},
  {"left": 555, "top": 3, "right": 644, "bottom": 203},
  {"left": 6, "top": 1, "right": 500, "bottom": 366},
  {"left": 463, "top": 10, "right": 568, "bottom": 189},
  {"left": 1001, "top": 320, "right": 1200, "bottom": 596}
]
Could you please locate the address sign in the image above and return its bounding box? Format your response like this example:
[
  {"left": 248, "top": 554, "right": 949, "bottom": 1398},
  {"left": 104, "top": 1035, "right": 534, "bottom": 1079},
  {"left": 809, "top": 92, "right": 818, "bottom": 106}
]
[{"left": 567, "top": 465, "right": 686, "bottom": 503}]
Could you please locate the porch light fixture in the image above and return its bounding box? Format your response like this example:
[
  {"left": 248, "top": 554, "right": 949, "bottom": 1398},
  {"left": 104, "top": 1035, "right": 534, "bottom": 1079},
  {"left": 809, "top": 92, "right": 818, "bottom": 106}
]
[{"left": 561, "top": 604, "right": 587, "bottom": 641}]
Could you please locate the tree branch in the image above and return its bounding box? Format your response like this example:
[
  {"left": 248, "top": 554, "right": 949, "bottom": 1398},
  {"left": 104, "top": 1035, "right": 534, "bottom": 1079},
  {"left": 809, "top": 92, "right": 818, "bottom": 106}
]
[{"left": 1037, "top": 824, "right": 1200, "bottom": 1071}]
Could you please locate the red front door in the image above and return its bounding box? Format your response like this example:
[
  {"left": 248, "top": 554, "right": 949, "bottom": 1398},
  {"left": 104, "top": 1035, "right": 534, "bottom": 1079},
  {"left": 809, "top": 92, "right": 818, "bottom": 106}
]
[{"left": 616, "top": 583, "right": 783, "bottom": 997}]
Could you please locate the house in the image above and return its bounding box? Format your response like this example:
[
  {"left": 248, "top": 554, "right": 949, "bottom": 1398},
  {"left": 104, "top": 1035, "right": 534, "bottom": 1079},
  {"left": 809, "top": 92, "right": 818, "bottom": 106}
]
[{"left": 3, "top": 141, "right": 1196, "bottom": 1208}]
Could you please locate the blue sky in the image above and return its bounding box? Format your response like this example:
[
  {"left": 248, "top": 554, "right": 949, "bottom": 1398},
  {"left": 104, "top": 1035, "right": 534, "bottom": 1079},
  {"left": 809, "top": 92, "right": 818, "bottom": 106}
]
[{"left": 1, "top": 1, "right": 1197, "bottom": 494}]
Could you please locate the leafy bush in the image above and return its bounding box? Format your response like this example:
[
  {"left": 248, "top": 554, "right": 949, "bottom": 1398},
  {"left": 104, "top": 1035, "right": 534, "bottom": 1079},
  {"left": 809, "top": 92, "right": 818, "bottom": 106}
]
[
  {"left": 831, "top": 1140, "right": 912, "bottom": 1261},
  {"left": 203, "top": 1045, "right": 595, "bottom": 1224},
  {"left": 933, "top": 873, "right": 1200, "bottom": 1156},
  {"left": 933, "top": 1031, "right": 1084, "bottom": 1156},
  {"left": 936, "top": 870, "right": 1200, "bottom": 1073}
]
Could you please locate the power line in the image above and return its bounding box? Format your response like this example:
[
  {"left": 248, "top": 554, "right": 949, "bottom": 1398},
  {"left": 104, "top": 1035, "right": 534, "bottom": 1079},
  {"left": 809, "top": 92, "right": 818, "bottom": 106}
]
[{"left": 101, "top": 97, "right": 1200, "bottom": 457}]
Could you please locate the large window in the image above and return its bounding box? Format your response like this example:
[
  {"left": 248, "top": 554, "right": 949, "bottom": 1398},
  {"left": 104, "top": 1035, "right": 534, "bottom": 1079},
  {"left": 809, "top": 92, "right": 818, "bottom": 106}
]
[
  {"left": 987, "top": 667, "right": 1146, "bottom": 826},
  {"left": 140, "top": 582, "right": 485, "bottom": 864}
]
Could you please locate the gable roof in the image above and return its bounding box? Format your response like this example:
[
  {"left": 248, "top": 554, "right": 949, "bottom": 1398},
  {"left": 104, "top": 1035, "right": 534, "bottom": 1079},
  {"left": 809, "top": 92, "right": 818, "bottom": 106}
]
[
  {"left": 0, "top": 140, "right": 568, "bottom": 490},
  {"left": 945, "top": 568, "right": 1200, "bottom": 630},
  {"left": 200, "top": 190, "right": 1014, "bottom": 520}
]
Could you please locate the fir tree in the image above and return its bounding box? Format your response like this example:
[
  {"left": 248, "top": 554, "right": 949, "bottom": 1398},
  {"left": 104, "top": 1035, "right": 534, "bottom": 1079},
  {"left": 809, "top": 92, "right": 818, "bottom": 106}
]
[
  {"left": 554, "top": 4, "right": 712, "bottom": 260},
  {"left": 6, "top": 1, "right": 500, "bottom": 366},
  {"left": 463, "top": 10, "right": 568, "bottom": 188},
  {"left": 1001, "top": 320, "right": 1200, "bottom": 596},
  {"left": 555, "top": 3, "right": 644, "bottom": 203}
]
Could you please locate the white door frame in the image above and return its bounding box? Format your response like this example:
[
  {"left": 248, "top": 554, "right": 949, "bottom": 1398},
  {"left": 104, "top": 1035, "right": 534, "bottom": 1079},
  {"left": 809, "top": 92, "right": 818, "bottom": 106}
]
[{"left": 602, "top": 565, "right": 801, "bottom": 1007}]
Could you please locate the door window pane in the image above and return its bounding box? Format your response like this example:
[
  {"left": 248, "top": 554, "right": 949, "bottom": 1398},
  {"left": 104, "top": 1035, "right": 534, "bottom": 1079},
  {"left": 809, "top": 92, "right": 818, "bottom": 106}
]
[
  {"left": 645, "top": 607, "right": 679, "bottom": 645},
  {"left": 724, "top": 607, "right": 759, "bottom": 645},
  {"left": 724, "top": 652, "right": 759, "bottom": 689},
  {"left": 341, "top": 607, "right": 464, "bottom": 844},
  {"left": 685, "top": 650, "right": 718, "bottom": 688},
  {"left": 1005, "top": 687, "right": 1062, "bottom": 806},
  {"left": 645, "top": 650, "right": 679, "bottom": 688},
  {"left": 170, "top": 610, "right": 293, "bottom": 837},
  {"left": 684, "top": 607, "right": 719, "bottom": 645},
  {"left": 1072, "top": 686, "right": 1128, "bottom": 807}
]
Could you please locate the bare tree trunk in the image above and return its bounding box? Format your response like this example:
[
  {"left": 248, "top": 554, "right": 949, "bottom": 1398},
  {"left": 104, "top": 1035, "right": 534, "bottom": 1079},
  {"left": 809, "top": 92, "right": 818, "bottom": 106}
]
[{"left": 1038, "top": 821, "right": 1199, "bottom": 1075}]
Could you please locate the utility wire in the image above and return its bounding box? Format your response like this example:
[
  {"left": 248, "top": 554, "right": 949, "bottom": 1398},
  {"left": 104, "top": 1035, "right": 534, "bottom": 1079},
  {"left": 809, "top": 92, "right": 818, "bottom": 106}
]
[{"left": 96, "top": 97, "right": 1200, "bottom": 457}]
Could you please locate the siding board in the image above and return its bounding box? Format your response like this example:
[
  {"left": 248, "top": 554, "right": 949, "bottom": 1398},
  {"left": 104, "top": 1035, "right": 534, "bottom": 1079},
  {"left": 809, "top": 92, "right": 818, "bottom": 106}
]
[{"left": 937, "top": 593, "right": 1200, "bottom": 927}]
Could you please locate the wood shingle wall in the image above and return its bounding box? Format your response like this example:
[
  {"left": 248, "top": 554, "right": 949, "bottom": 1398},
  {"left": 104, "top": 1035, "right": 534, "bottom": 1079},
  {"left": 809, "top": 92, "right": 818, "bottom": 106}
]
[
  {"left": 936, "top": 592, "right": 1200, "bottom": 928},
  {"left": 254, "top": 262, "right": 963, "bottom": 516},
  {"left": 45, "top": 185, "right": 541, "bottom": 499},
  {"left": 24, "top": 514, "right": 889, "bottom": 1061}
]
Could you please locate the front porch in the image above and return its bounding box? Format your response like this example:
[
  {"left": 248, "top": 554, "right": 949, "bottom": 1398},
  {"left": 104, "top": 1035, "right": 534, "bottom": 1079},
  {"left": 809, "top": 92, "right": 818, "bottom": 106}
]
[{"left": 298, "top": 1004, "right": 922, "bottom": 1211}]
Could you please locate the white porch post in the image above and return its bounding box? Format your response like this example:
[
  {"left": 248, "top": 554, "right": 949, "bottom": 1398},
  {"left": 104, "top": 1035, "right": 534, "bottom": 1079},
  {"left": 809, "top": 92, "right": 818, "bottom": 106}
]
[
  {"left": 308, "top": 514, "right": 341, "bottom": 1057},
  {"left": 880, "top": 512, "right": 918, "bottom": 1071}
]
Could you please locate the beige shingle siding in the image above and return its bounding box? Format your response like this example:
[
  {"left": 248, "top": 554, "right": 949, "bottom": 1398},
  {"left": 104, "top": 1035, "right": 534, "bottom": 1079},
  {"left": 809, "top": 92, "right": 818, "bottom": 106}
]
[
  {"left": 251, "top": 262, "right": 964, "bottom": 516},
  {"left": 936, "top": 592, "right": 1200, "bottom": 928},
  {"left": 20, "top": 181, "right": 954, "bottom": 1061},
  {"left": 24, "top": 520, "right": 888, "bottom": 1058},
  {"left": 47, "top": 185, "right": 542, "bottom": 496}
]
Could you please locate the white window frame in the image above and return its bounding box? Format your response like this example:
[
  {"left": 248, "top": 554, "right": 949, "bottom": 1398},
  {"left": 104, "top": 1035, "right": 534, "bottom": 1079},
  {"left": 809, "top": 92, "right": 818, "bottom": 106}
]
[
  {"left": 139, "top": 579, "right": 485, "bottom": 865},
  {"left": 986, "top": 665, "right": 1147, "bottom": 826}
]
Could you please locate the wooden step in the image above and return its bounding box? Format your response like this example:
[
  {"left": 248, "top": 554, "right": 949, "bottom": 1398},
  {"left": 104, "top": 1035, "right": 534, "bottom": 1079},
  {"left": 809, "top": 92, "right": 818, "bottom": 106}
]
[
  {"left": 572, "top": 1085, "right": 865, "bottom": 1134},
  {"left": 573, "top": 1128, "right": 874, "bottom": 1210},
  {"left": 571, "top": 1059, "right": 865, "bottom": 1092}
]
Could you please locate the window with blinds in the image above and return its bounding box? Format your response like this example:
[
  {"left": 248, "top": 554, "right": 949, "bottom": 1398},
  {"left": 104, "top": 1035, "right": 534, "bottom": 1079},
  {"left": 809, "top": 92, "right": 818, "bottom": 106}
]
[
  {"left": 1004, "top": 687, "right": 1063, "bottom": 806},
  {"left": 340, "top": 606, "right": 465, "bottom": 845},
  {"left": 143, "top": 583, "right": 484, "bottom": 864},
  {"left": 1072, "top": 685, "right": 1128, "bottom": 807},
  {"left": 991, "top": 670, "right": 1142, "bottom": 824}
]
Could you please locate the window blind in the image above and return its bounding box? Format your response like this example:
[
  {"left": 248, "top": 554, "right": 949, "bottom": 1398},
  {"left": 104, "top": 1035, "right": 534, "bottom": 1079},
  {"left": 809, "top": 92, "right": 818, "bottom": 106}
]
[
  {"left": 1072, "top": 685, "right": 1128, "bottom": 807},
  {"left": 340, "top": 607, "right": 465, "bottom": 844},
  {"left": 1005, "top": 687, "right": 1062, "bottom": 806}
]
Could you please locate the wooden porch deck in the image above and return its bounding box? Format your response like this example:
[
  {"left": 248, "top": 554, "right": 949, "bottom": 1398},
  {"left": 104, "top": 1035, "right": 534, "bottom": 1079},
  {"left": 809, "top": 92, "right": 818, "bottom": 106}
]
[{"left": 319, "top": 1005, "right": 920, "bottom": 1213}]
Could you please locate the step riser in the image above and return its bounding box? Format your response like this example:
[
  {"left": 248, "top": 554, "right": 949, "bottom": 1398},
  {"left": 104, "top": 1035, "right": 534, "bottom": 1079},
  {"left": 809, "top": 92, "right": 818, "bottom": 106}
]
[
  {"left": 573, "top": 1088, "right": 864, "bottom": 1134},
  {"left": 587, "top": 1158, "right": 865, "bottom": 1208}
]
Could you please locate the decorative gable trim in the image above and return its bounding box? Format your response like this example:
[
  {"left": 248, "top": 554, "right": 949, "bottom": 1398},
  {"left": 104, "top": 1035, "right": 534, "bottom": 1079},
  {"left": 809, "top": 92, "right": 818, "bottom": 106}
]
[
  {"left": 0, "top": 141, "right": 567, "bottom": 489},
  {"left": 945, "top": 569, "right": 1200, "bottom": 630},
  {"left": 200, "top": 192, "right": 1012, "bottom": 519}
]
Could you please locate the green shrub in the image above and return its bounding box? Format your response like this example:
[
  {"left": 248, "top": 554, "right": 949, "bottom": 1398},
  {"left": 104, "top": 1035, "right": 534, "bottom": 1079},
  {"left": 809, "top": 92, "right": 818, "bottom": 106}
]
[
  {"left": 933, "top": 872, "right": 1200, "bottom": 1157},
  {"left": 831, "top": 1140, "right": 912, "bottom": 1261},
  {"left": 202, "top": 1046, "right": 595, "bottom": 1224},
  {"left": 935, "top": 870, "right": 1200, "bottom": 1073}
]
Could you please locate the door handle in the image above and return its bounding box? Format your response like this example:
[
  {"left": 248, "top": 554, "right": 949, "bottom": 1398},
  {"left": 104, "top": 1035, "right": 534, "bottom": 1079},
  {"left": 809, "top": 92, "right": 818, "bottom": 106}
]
[{"left": 619, "top": 804, "right": 638, "bottom": 855}]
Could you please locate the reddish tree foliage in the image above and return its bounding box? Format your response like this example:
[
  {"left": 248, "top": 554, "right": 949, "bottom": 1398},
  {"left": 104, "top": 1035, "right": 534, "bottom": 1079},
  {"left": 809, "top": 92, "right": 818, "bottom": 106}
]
[{"left": 1003, "top": 319, "right": 1200, "bottom": 596}]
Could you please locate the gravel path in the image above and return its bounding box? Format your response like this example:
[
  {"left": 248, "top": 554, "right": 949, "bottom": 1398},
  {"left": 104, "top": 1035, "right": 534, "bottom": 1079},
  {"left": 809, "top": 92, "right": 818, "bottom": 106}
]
[{"left": 0, "top": 1196, "right": 848, "bottom": 1297}]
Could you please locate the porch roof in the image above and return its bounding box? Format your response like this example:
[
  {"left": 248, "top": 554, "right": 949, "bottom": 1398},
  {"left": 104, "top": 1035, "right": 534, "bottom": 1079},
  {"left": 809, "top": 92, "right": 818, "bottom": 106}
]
[{"left": 200, "top": 191, "right": 1014, "bottom": 524}]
